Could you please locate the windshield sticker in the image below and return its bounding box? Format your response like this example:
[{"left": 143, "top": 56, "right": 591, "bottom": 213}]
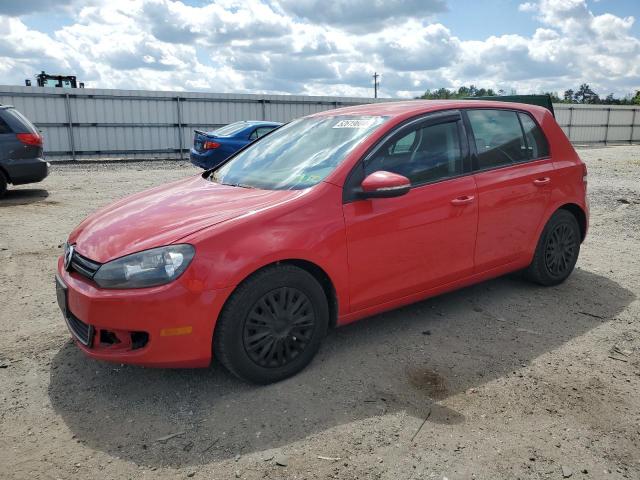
[
  {"left": 296, "top": 173, "right": 321, "bottom": 183},
  {"left": 332, "top": 118, "right": 377, "bottom": 129}
]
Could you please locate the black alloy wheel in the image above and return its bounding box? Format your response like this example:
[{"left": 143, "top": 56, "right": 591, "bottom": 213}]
[
  {"left": 243, "top": 287, "right": 316, "bottom": 368},
  {"left": 213, "top": 264, "right": 329, "bottom": 384},
  {"left": 525, "top": 209, "right": 581, "bottom": 286},
  {"left": 544, "top": 222, "right": 578, "bottom": 277}
]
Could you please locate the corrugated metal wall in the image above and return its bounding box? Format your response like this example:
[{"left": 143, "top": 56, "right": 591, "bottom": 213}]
[
  {"left": 0, "top": 85, "right": 638, "bottom": 161},
  {"left": 554, "top": 104, "right": 639, "bottom": 145}
]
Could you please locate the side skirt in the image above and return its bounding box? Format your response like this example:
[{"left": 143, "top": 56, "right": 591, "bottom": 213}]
[{"left": 337, "top": 258, "right": 530, "bottom": 327}]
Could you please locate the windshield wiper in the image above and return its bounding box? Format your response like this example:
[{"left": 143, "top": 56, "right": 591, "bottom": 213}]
[
  {"left": 221, "top": 181, "right": 255, "bottom": 189},
  {"left": 208, "top": 173, "right": 254, "bottom": 189}
]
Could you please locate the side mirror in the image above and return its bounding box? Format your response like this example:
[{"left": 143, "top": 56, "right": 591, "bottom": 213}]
[{"left": 360, "top": 171, "right": 411, "bottom": 199}]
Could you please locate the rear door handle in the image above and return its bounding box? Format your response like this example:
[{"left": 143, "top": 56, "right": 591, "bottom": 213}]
[
  {"left": 451, "top": 195, "right": 475, "bottom": 206},
  {"left": 533, "top": 177, "right": 551, "bottom": 186}
]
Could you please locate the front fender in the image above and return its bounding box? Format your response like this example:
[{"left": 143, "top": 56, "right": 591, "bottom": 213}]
[{"left": 181, "top": 182, "right": 350, "bottom": 317}]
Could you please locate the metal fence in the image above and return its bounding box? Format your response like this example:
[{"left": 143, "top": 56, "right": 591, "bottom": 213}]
[
  {"left": 0, "top": 85, "right": 638, "bottom": 161},
  {"left": 0, "top": 86, "right": 387, "bottom": 161},
  {"left": 554, "top": 104, "right": 639, "bottom": 146}
]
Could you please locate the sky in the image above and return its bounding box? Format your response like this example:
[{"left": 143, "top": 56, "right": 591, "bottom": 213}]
[{"left": 0, "top": 0, "right": 638, "bottom": 98}]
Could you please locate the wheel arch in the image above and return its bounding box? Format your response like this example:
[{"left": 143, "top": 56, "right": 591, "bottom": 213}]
[
  {"left": 283, "top": 259, "right": 339, "bottom": 329},
  {"left": 526, "top": 201, "right": 588, "bottom": 264},
  {"left": 558, "top": 203, "right": 587, "bottom": 242},
  {"left": 218, "top": 258, "right": 340, "bottom": 330}
]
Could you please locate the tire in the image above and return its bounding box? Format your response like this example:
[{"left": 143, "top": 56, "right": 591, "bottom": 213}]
[
  {"left": 0, "top": 171, "right": 7, "bottom": 198},
  {"left": 525, "top": 209, "right": 581, "bottom": 286},
  {"left": 213, "top": 264, "right": 329, "bottom": 384}
]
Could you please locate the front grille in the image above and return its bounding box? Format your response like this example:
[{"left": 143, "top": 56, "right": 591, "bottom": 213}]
[
  {"left": 70, "top": 251, "right": 101, "bottom": 279},
  {"left": 66, "top": 310, "right": 94, "bottom": 347}
]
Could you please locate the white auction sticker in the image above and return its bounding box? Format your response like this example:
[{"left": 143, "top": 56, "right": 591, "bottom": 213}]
[{"left": 332, "top": 118, "right": 376, "bottom": 129}]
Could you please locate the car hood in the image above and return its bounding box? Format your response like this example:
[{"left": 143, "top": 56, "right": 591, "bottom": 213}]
[{"left": 69, "top": 175, "right": 302, "bottom": 263}]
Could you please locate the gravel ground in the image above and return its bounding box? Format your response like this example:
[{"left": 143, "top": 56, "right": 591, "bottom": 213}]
[{"left": 0, "top": 146, "right": 639, "bottom": 480}]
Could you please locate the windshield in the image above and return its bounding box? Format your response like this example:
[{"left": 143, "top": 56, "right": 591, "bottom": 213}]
[
  {"left": 211, "top": 115, "right": 387, "bottom": 190},
  {"left": 213, "top": 122, "right": 250, "bottom": 137}
]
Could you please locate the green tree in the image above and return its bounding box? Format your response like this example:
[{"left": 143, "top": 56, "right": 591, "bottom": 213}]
[
  {"left": 604, "top": 93, "right": 621, "bottom": 105},
  {"left": 417, "top": 85, "right": 499, "bottom": 100},
  {"left": 574, "top": 83, "right": 600, "bottom": 104},
  {"left": 563, "top": 89, "right": 575, "bottom": 103},
  {"left": 457, "top": 86, "right": 471, "bottom": 97}
]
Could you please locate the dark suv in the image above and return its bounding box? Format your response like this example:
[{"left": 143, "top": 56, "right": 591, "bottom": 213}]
[{"left": 0, "top": 105, "right": 49, "bottom": 197}]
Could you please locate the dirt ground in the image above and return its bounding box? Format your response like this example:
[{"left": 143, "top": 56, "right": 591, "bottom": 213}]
[{"left": 0, "top": 145, "right": 639, "bottom": 480}]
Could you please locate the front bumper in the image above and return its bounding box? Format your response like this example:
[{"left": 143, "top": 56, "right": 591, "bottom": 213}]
[{"left": 56, "top": 256, "right": 233, "bottom": 368}]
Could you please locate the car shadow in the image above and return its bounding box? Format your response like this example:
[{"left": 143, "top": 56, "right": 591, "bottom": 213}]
[
  {"left": 0, "top": 188, "right": 49, "bottom": 206},
  {"left": 48, "top": 268, "right": 634, "bottom": 467}
]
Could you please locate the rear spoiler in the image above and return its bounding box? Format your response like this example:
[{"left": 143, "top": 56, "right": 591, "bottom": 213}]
[
  {"left": 193, "top": 129, "right": 217, "bottom": 138},
  {"left": 465, "top": 94, "right": 555, "bottom": 118}
]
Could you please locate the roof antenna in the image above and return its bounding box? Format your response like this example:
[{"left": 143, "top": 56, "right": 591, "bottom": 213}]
[{"left": 373, "top": 72, "right": 379, "bottom": 99}]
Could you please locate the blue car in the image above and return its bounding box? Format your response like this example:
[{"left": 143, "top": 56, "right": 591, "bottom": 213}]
[{"left": 190, "top": 121, "right": 282, "bottom": 169}]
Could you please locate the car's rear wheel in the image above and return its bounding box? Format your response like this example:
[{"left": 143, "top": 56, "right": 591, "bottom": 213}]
[
  {"left": 525, "top": 209, "right": 581, "bottom": 286},
  {"left": 0, "top": 171, "right": 7, "bottom": 198},
  {"left": 213, "top": 264, "right": 329, "bottom": 384}
]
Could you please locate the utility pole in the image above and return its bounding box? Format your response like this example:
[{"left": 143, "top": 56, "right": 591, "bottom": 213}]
[{"left": 373, "top": 72, "right": 379, "bottom": 99}]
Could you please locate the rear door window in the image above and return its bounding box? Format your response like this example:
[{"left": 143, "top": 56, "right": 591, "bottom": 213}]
[
  {"left": 255, "top": 126, "right": 276, "bottom": 138},
  {"left": 467, "top": 109, "right": 528, "bottom": 170},
  {"left": 249, "top": 126, "right": 276, "bottom": 140}
]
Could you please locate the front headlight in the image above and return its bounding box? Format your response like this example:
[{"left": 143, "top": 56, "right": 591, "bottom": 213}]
[{"left": 93, "top": 244, "right": 195, "bottom": 289}]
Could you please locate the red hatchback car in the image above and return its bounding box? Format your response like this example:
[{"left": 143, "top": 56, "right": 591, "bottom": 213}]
[{"left": 56, "top": 100, "right": 588, "bottom": 383}]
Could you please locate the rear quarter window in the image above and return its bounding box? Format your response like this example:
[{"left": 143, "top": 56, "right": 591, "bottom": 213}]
[
  {"left": 3, "top": 108, "right": 38, "bottom": 134},
  {"left": 518, "top": 112, "right": 549, "bottom": 159},
  {"left": 0, "top": 116, "right": 10, "bottom": 134}
]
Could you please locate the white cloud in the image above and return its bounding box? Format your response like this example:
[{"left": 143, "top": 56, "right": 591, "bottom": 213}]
[
  {"left": 276, "top": 0, "right": 447, "bottom": 31},
  {"left": 518, "top": 2, "right": 537, "bottom": 13},
  {"left": 0, "top": 0, "right": 638, "bottom": 98},
  {"left": 0, "top": 16, "right": 71, "bottom": 74},
  {"left": 376, "top": 23, "right": 461, "bottom": 72}
]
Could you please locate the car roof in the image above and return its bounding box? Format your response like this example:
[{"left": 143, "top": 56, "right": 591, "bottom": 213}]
[
  {"left": 234, "top": 120, "right": 282, "bottom": 126},
  {"left": 310, "top": 99, "right": 549, "bottom": 120}
]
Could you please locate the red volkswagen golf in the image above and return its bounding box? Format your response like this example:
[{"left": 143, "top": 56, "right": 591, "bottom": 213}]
[{"left": 56, "top": 100, "right": 588, "bottom": 383}]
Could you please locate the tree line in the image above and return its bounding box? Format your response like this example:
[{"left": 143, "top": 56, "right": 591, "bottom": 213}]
[{"left": 418, "top": 84, "right": 640, "bottom": 105}]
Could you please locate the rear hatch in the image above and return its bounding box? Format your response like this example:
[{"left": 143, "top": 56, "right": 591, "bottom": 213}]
[{"left": 0, "top": 106, "right": 44, "bottom": 159}]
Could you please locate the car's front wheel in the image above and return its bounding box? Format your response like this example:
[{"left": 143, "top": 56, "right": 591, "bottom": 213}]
[
  {"left": 525, "top": 209, "right": 581, "bottom": 286},
  {"left": 213, "top": 264, "right": 329, "bottom": 384}
]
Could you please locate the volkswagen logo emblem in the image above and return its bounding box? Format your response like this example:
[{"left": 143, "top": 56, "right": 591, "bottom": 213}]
[{"left": 64, "top": 243, "right": 75, "bottom": 271}]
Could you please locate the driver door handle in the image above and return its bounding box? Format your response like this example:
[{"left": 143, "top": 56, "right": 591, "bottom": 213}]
[
  {"left": 533, "top": 177, "right": 551, "bottom": 186},
  {"left": 451, "top": 195, "right": 475, "bottom": 206}
]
